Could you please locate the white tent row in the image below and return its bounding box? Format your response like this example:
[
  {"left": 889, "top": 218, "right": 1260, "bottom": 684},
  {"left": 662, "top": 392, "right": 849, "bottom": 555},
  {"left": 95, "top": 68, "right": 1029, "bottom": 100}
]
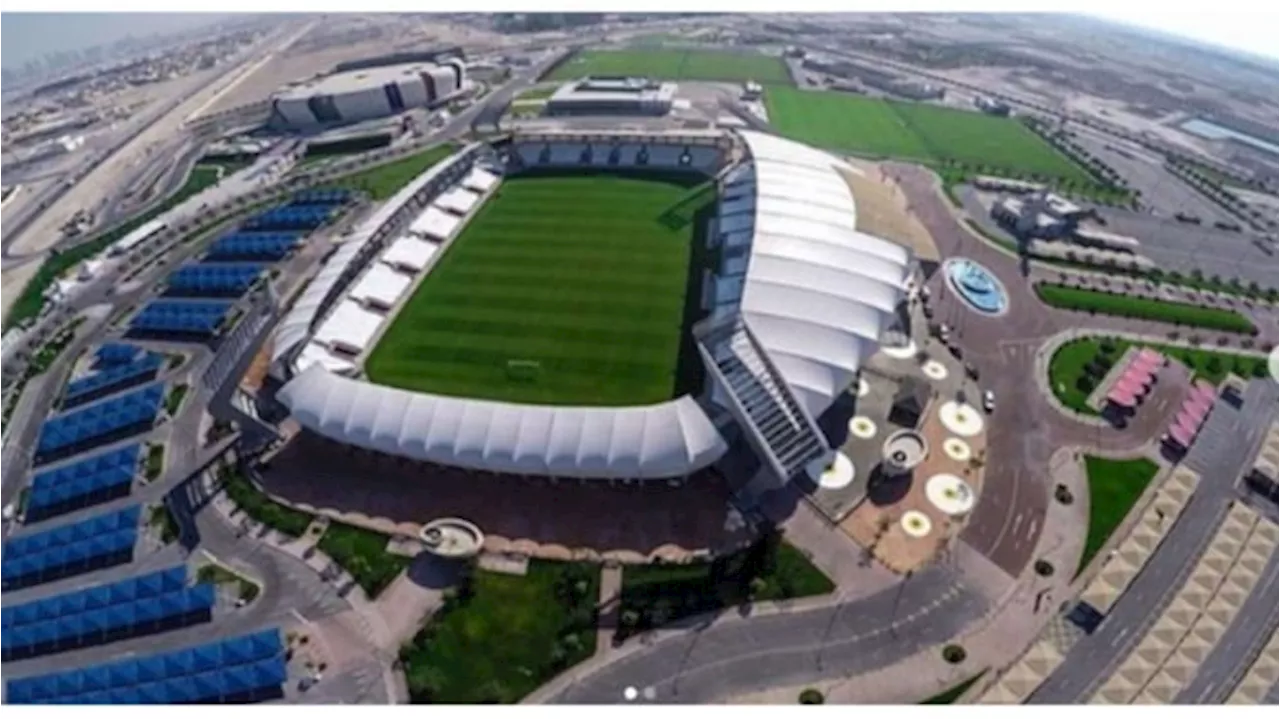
[
  {"left": 348, "top": 263, "right": 413, "bottom": 310},
  {"left": 461, "top": 167, "right": 500, "bottom": 193},
  {"left": 312, "top": 299, "right": 386, "bottom": 356},
  {"left": 434, "top": 187, "right": 480, "bottom": 216},
  {"left": 380, "top": 235, "right": 439, "bottom": 273},
  {"left": 295, "top": 341, "right": 357, "bottom": 375},
  {"left": 407, "top": 206, "right": 461, "bottom": 242}
]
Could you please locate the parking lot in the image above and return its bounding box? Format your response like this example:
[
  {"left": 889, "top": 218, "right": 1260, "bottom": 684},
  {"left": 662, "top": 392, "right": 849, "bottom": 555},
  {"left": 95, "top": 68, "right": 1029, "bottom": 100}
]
[{"left": 1098, "top": 208, "right": 1279, "bottom": 289}]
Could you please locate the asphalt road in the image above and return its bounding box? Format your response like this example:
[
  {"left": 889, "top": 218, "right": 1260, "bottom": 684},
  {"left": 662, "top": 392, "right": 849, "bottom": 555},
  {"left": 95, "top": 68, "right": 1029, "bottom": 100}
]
[
  {"left": 547, "top": 564, "right": 987, "bottom": 704},
  {"left": 1027, "top": 378, "right": 1279, "bottom": 703}
]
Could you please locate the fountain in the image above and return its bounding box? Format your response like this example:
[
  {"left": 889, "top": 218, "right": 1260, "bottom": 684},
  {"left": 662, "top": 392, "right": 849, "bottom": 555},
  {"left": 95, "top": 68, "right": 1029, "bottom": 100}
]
[
  {"left": 882, "top": 429, "right": 929, "bottom": 475},
  {"left": 944, "top": 258, "right": 1009, "bottom": 316},
  {"left": 419, "top": 518, "right": 485, "bottom": 558},
  {"left": 925, "top": 474, "right": 976, "bottom": 516},
  {"left": 922, "top": 360, "right": 949, "bottom": 381}
]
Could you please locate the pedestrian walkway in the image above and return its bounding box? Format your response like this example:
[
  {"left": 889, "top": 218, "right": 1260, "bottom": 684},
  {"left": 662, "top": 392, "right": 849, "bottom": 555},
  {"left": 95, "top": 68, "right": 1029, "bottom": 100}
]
[
  {"left": 595, "top": 564, "right": 622, "bottom": 656},
  {"left": 1078, "top": 465, "right": 1200, "bottom": 613},
  {"left": 1226, "top": 629, "right": 1279, "bottom": 704},
  {"left": 1090, "top": 503, "right": 1277, "bottom": 703}
]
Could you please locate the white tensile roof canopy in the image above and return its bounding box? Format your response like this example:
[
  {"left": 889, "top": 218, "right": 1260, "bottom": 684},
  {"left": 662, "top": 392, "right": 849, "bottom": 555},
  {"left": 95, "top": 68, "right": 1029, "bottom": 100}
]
[{"left": 276, "top": 131, "right": 912, "bottom": 479}]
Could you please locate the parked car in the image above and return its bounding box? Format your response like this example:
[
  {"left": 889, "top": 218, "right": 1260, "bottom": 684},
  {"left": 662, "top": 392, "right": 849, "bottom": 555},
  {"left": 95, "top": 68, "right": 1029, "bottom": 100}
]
[{"left": 982, "top": 390, "right": 996, "bottom": 413}]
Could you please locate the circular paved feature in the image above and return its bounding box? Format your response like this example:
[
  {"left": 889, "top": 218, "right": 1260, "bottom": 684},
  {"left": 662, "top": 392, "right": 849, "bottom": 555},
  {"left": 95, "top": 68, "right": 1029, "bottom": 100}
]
[
  {"left": 938, "top": 401, "right": 984, "bottom": 438},
  {"left": 922, "top": 359, "right": 949, "bottom": 381},
  {"left": 925, "top": 474, "right": 977, "bottom": 516},
  {"left": 880, "top": 339, "right": 918, "bottom": 360},
  {"left": 942, "top": 437, "right": 973, "bottom": 463},
  {"left": 901, "top": 510, "right": 933, "bottom": 538},
  {"left": 849, "top": 416, "right": 878, "bottom": 440},
  {"left": 806, "top": 451, "right": 855, "bottom": 489}
]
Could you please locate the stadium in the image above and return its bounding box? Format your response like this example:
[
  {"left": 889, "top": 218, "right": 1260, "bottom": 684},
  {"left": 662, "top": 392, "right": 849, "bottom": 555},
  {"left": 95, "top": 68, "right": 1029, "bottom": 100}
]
[
  {"left": 262, "top": 128, "right": 918, "bottom": 556},
  {"left": 268, "top": 60, "right": 467, "bottom": 129}
]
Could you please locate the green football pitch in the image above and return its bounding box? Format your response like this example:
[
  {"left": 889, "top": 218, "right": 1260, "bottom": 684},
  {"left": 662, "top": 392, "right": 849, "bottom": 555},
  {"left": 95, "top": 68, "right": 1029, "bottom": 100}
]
[
  {"left": 765, "top": 87, "right": 1096, "bottom": 184},
  {"left": 544, "top": 49, "right": 791, "bottom": 85},
  {"left": 364, "top": 170, "right": 712, "bottom": 406}
]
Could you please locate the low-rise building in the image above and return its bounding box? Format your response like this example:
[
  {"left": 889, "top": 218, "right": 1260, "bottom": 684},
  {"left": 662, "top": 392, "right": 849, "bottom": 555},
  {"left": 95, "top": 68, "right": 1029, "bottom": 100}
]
[{"left": 544, "top": 76, "right": 677, "bottom": 117}]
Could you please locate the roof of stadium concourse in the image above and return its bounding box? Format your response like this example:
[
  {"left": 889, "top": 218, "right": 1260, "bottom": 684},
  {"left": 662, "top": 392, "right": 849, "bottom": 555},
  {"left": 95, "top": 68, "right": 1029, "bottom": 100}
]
[
  {"left": 380, "top": 235, "right": 439, "bottom": 272},
  {"left": 271, "top": 142, "right": 469, "bottom": 368},
  {"left": 720, "top": 130, "right": 913, "bottom": 416},
  {"left": 434, "top": 187, "right": 479, "bottom": 215},
  {"left": 273, "top": 130, "right": 913, "bottom": 479},
  {"left": 407, "top": 206, "right": 460, "bottom": 241},
  {"left": 348, "top": 263, "right": 412, "bottom": 308},
  {"left": 461, "top": 167, "right": 499, "bottom": 193},
  {"left": 277, "top": 364, "right": 729, "bottom": 479},
  {"left": 313, "top": 299, "right": 384, "bottom": 354}
]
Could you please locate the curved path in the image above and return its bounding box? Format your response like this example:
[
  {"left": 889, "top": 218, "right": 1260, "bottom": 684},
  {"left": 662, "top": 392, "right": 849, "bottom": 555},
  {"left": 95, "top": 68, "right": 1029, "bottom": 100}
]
[{"left": 532, "top": 161, "right": 1233, "bottom": 704}]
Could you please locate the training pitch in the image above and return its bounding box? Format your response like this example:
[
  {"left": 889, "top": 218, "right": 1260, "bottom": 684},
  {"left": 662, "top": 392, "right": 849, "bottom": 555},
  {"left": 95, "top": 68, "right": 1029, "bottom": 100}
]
[
  {"left": 545, "top": 49, "right": 792, "bottom": 85},
  {"left": 364, "top": 170, "right": 712, "bottom": 406},
  {"left": 766, "top": 87, "right": 1096, "bottom": 184}
]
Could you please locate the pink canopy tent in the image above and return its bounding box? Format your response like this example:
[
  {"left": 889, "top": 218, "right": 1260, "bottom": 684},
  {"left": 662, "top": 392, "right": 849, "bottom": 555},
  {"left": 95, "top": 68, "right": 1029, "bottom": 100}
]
[
  {"left": 1119, "top": 365, "right": 1155, "bottom": 387},
  {"left": 1167, "top": 423, "right": 1195, "bottom": 447},
  {"left": 1193, "top": 380, "right": 1217, "bottom": 398},
  {"left": 1185, "top": 394, "right": 1215, "bottom": 416},
  {"left": 1108, "top": 388, "right": 1138, "bottom": 408},
  {"left": 1114, "top": 377, "right": 1147, "bottom": 397},
  {"left": 1174, "top": 411, "right": 1204, "bottom": 435},
  {"left": 1135, "top": 348, "right": 1165, "bottom": 368}
]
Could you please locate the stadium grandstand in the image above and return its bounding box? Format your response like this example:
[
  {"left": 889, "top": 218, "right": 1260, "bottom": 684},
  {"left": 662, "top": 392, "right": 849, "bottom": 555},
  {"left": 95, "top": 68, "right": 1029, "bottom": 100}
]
[{"left": 266, "top": 128, "right": 917, "bottom": 497}]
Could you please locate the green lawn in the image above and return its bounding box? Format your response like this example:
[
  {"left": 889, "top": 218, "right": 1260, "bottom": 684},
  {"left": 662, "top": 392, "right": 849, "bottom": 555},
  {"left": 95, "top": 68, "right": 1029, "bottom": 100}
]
[
  {"left": 921, "top": 671, "right": 987, "bottom": 704},
  {"left": 196, "top": 562, "right": 261, "bottom": 602},
  {"left": 890, "top": 102, "right": 1094, "bottom": 184},
  {"left": 545, "top": 48, "right": 791, "bottom": 84},
  {"left": 144, "top": 444, "right": 165, "bottom": 481},
  {"left": 1047, "top": 336, "right": 1270, "bottom": 416},
  {"left": 219, "top": 466, "right": 314, "bottom": 538},
  {"left": 765, "top": 87, "right": 933, "bottom": 161},
  {"left": 365, "top": 170, "right": 709, "bottom": 406},
  {"left": 317, "top": 522, "right": 410, "bottom": 598},
  {"left": 401, "top": 560, "right": 600, "bottom": 704},
  {"left": 4, "top": 165, "right": 222, "bottom": 329},
  {"left": 164, "top": 383, "right": 188, "bottom": 415},
  {"left": 329, "top": 144, "right": 457, "bottom": 200},
  {"left": 616, "top": 532, "right": 834, "bottom": 639},
  {"left": 1078, "top": 456, "right": 1160, "bottom": 577},
  {"left": 1035, "top": 284, "right": 1256, "bottom": 334},
  {"left": 513, "top": 84, "right": 559, "bottom": 101},
  {"left": 764, "top": 88, "right": 1102, "bottom": 186}
]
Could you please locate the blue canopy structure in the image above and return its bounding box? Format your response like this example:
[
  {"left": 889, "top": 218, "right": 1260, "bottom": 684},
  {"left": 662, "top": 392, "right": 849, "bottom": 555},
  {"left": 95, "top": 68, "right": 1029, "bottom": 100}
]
[
  {"left": 291, "top": 188, "right": 351, "bottom": 205},
  {"left": 205, "top": 232, "right": 300, "bottom": 261},
  {"left": 129, "top": 301, "right": 233, "bottom": 338},
  {"left": 94, "top": 343, "right": 146, "bottom": 368},
  {"left": 34, "top": 384, "right": 164, "bottom": 464},
  {"left": 62, "top": 354, "right": 162, "bottom": 409},
  {"left": 164, "top": 263, "right": 266, "bottom": 298},
  {"left": 242, "top": 204, "right": 334, "bottom": 231},
  {"left": 1, "top": 567, "right": 215, "bottom": 661},
  {"left": 25, "top": 444, "right": 141, "bottom": 522},
  {"left": 1, "top": 506, "right": 140, "bottom": 589},
  {"left": 6, "top": 629, "right": 287, "bottom": 704}
]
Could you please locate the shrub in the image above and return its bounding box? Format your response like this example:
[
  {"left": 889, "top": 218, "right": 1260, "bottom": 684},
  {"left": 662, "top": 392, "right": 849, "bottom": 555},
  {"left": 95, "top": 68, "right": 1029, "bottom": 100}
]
[
  {"left": 942, "top": 645, "right": 967, "bottom": 664},
  {"left": 799, "top": 688, "right": 825, "bottom": 705}
]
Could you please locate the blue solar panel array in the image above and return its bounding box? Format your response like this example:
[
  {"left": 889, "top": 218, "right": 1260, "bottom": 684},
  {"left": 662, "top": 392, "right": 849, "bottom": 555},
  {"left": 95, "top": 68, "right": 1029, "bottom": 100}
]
[
  {"left": 242, "top": 205, "right": 333, "bottom": 231},
  {"left": 25, "top": 445, "right": 140, "bottom": 523},
  {"left": 292, "top": 187, "right": 351, "bottom": 205},
  {"left": 35, "top": 383, "right": 164, "bottom": 464},
  {"left": 129, "top": 300, "right": 233, "bottom": 338},
  {"left": 205, "top": 233, "right": 300, "bottom": 261},
  {"left": 94, "top": 343, "right": 146, "bottom": 368},
  {"left": 1, "top": 506, "right": 140, "bottom": 590},
  {"left": 164, "top": 264, "right": 265, "bottom": 298},
  {"left": 2, "top": 566, "right": 215, "bottom": 661},
  {"left": 62, "top": 354, "right": 162, "bottom": 409},
  {"left": 6, "top": 629, "right": 286, "bottom": 705}
]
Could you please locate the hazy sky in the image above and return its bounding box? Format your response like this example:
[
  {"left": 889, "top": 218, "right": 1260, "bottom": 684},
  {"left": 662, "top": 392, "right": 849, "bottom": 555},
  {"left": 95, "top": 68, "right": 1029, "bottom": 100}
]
[
  {"left": 1091, "top": 10, "right": 1278, "bottom": 61},
  {"left": 1, "top": 13, "right": 236, "bottom": 69}
]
